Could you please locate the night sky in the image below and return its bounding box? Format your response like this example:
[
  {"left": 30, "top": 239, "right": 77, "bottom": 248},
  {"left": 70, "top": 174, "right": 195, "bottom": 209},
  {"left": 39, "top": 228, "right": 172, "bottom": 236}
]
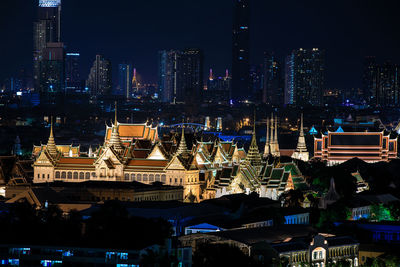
[{"left": 1, "top": 0, "right": 400, "bottom": 89}]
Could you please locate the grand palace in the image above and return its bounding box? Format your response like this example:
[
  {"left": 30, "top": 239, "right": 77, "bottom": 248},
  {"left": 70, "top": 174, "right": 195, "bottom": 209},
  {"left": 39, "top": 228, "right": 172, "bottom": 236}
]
[{"left": 32, "top": 110, "right": 309, "bottom": 202}]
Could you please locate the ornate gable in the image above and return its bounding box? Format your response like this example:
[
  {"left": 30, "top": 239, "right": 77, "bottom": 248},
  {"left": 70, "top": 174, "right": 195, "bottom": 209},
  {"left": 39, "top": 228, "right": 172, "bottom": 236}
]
[
  {"left": 147, "top": 145, "right": 167, "bottom": 160},
  {"left": 34, "top": 151, "right": 56, "bottom": 167},
  {"left": 165, "top": 155, "right": 186, "bottom": 171}
]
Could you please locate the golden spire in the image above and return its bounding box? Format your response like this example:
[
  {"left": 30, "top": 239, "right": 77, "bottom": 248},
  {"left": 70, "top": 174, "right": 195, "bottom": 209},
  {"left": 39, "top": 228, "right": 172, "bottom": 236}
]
[
  {"left": 46, "top": 116, "right": 58, "bottom": 157},
  {"left": 114, "top": 101, "right": 118, "bottom": 125},
  {"left": 176, "top": 118, "right": 190, "bottom": 158}
]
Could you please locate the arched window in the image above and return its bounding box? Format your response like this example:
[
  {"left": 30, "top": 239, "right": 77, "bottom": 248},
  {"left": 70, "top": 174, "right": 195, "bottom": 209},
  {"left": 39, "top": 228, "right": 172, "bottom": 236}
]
[
  {"left": 91, "top": 172, "right": 96, "bottom": 178},
  {"left": 79, "top": 172, "right": 84, "bottom": 179},
  {"left": 55, "top": 171, "right": 60, "bottom": 179},
  {"left": 61, "top": 172, "right": 66, "bottom": 178},
  {"left": 155, "top": 174, "right": 160, "bottom": 181},
  {"left": 137, "top": 174, "right": 142, "bottom": 181},
  {"left": 149, "top": 174, "right": 154, "bottom": 182},
  {"left": 143, "top": 174, "right": 148, "bottom": 181},
  {"left": 73, "top": 172, "right": 78, "bottom": 179},
  {"left": 131, "top": 174, "right": 136, "bottom": 180},
  {"left": 124, "top": 174, "right": 130, "bottom": 181},
  {"left": 67, "top": 172, "right": 72, "bottom": 179},
  {"left": 85, "top": 172, "right": 90, "bottom": 179},
  {"left": 161, "top": 175, "right": 166, "bottom": 183}
]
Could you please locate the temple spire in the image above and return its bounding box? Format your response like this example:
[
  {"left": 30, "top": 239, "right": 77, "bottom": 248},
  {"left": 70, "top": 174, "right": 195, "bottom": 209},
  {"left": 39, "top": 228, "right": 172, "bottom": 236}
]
[
  {"left": 176, "top": 120, "right": 190, "bottom": 158},
  {"left": 46, "top": 116, "right": 58, "bottom": 158},
  {"left": 292, "top": 113, "right": 309, "bottom": 161},
  {"left": 263, "top": 117, "right": 270, "bottom": 157},
  {"left": 114, "top": 101, "right": 118, "bottom": 125},
  {"left": 244, "top": 112, "right": 262, "bottom": 169}
]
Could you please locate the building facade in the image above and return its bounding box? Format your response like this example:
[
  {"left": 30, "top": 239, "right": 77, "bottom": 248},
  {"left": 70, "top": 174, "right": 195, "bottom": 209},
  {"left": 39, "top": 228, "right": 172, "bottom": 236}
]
[
  {"left": 231, "top": 0, "right": 250, "bottom": 101},
  {"left": 33, "top": 0, "right": 62, "bottom": 91},
  {"left": 117, "top": 63, "right": 132, "bottom": 98},
  {"left": 86, "top": 55, "right": 112, "bottom": 96},
  {"left": 65, "top": 52, "right": 81, "bottom": 93},
  {"left": 313, "top": 131, "right": 398, "bottom": 165},
  {"left": 285, "top": 48, "right": 325, "bottom": 107}
]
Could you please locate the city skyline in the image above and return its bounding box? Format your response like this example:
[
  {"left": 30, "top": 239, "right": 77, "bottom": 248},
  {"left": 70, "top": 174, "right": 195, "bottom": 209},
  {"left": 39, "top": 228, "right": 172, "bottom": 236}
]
[{"left": 1, "top": 0, "right": 400, "bottom": 89}]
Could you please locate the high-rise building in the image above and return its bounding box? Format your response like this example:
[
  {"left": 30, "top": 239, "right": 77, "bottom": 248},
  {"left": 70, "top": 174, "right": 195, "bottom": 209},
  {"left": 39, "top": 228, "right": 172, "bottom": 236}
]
[
  {"left": 250, "top": 64, "right": 263, "bottom": 101},
  {"left": 158, "top": 49, "right": 203, "bottom": 104},
  {"left": 284, "top": 48, "right": 325, "bottom": 107},
  {"left": 158, "top": 50, "right": 180, "bottom": 103},
  {"left": 180, "top": 48, "right": 204, "bottom": 104},
  {"left": 263, "top": 52, "right": 283, "bottom": 106},
  {"left": 33, "top": 0, "right": 62, "bottom": 91},
  {"left": 39, "top": 42, "right": 65, "bottom": 94},
  {"left": 231, "top": 0, "right": 250, "bottom": 101},
  {"left": 117, "top": 64, "right": 132, "bottom": 99},
  {"left": 363, "top": 58, "right": 400, "bottom": 106},
  {"left": 362, "top": 56, "right": 378, "bottom": 105},
  {"left": 86, "top": 55, "right": 112, "bottom": 96},
  {"left": 65, "top": 53, "right": 81, "bottom": 93},
  {"left": 205, "top": 69, "right": 231, "bottom": 104}
]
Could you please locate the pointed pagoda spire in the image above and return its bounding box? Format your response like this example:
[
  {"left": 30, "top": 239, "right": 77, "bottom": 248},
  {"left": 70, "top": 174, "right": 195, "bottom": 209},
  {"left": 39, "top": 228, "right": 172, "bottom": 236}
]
[
  {"left": 46, "top": 116, "right": 58, "bottom": 158},
  {"left": 264, "top": 117, "right": 270, "bottom": 157},
  {"left": 244, "top": 112, "right": 262, "bottom": 168},
  {"left": 107, "top": 102, "right": 124, "bottom": 154},
  {"left": 176, "top": 120, "right": 190, "bottom": 158},
  {"left": 292, "top": 113, "right": 309, "bottom": 161},
  {"left": 274, "top": 115, "right": 278, "bottom": 144},
  {"left": 270, "top": 114, "right": 274, "bottom": 143}
]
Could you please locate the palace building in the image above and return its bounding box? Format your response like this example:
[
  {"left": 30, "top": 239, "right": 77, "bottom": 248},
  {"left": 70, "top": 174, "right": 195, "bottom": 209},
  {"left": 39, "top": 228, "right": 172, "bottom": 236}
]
[
  {"left": 32, "top": 110, "right": 306, "bottom": 202},
  {"left": 314, "top": 131, "right": 398, "bottom": 165}
]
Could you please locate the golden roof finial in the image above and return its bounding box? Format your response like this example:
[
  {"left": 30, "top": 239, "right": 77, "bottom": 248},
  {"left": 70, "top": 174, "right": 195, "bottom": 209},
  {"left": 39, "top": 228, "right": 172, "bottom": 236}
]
[{"left": 114, "top": 101, "right": 118, "bottom": 125}]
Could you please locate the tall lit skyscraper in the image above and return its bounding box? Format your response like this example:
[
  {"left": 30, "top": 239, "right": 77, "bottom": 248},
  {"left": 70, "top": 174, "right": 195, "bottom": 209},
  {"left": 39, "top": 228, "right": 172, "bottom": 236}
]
[
  {"left": 231, "top": 0, "right": 250, "bottom": 101},
  {"left": 39, "top": 42, "right": 64, "bottom": 94},
  {"left": 158, "top": 50, "right": 180, "bottom": 103},
  {"left": 86, "top": 55, "right": 112, "bottom": 96},
  {"left": 33, "top": 0, "right": 62, "bottom": 90},
  {"left": 284, "top": 48, "right": 325, "bottom": 107},
  {"left": 158, "top": 49, "right": 203, "bottom": 104},
  {"left": 263, "top": 52, "right": 283, "bottom": 106},
  {"left": 65, "top": 53, "right": 81, "bottom": 93},
  {"left": 117, "top": 64, "right": 132, "bottom": 99}
]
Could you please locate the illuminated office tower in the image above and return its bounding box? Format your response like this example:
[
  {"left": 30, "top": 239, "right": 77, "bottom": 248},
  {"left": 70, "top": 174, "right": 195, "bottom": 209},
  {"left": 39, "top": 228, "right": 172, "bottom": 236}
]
[
  {"left": 285, "top": 48, "right": 325, "bottom": 107},
  {"left": 231, "top": 0, "right": 250, "bottom": 101},
  {"left": 39, "top": 42, "right": 65, "bottom": 94},
  {"left": 33, "top": 0, "right": 62, "bottom": 91},
  {"left": 158, "top": 50, "right": 181, "bottom": 103},
  {"left": 86, "top": 55, "right": 112, "bottom": 96},
  {"left": 118, "top": 64, "right": 132, "bottom": 98},
  {"left": 65, "top": 53, "right": 81, "bottom": 93}
]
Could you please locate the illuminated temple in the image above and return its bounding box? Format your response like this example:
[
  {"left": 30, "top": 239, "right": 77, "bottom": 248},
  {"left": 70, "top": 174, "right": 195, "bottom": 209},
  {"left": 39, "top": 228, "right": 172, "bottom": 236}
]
[
  {"left": 314, "top": 131, "right": 398, "bottom": 165},
  {"left": 33, "top": 112, "right": 307, "bottom": 202}
]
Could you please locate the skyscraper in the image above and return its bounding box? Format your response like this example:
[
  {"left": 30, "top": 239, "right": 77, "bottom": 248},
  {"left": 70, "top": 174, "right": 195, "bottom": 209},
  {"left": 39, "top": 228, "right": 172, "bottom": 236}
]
[
  {"left": 39, "top": 42, "right": 65, "bottom": 94},
  {"left": 158, "top": 49, "right": 203, "bottom": 104},
  {"left": 65, "top": 53, "right": 81, "bottom": 93},
  {"left": 117, "top": 63, "right": 132, "bottom": 99},
  {"left": 231, "top": 0, "right": 250, "bottom": 101},
  {"left": 33, "top": 0, "right": 62, "bottom": 91},
  {"left": 180, "top": 48, "right": 204, "bottom": 104},
  {"left": 263, "top": 52, "right": 283, "bottom": 106},
  {"left": 158, "top": 50, "right": 181, "bottom": 103},
  {"left": 362, "top": 56, "right": 378, "bottom": 105},
  {"left": 86, "top": 55, "right": 112, "bottom": 96},
  {"left": 284, "top": 48, "right": 325, "bottom": 107}
]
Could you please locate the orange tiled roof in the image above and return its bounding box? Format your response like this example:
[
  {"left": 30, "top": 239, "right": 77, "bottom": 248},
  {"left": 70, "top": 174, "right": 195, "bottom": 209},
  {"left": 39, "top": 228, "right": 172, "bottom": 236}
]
[
  {"left": 105, "top": 123, "right": 157, "bottom": 142},
  {"left": 126, "top": 159, "right": 168, "bottom": 167},
  {"left": 58, "top": 157, "right": 95, "bottom": 165},
  {"left": 132, "top": 149, "right": 150, "bottom": 158}
]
